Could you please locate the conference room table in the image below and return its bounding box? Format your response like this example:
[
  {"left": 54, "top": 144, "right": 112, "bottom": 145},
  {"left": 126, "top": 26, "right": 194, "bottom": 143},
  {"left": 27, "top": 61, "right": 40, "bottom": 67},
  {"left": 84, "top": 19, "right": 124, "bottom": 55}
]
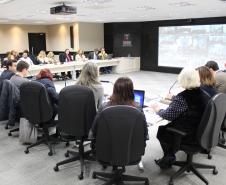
[
  {"left": 27, "top": 59, "right": 120, "bottom": 80},
  {"left": 0, "top": 59, "right": 120, "bottom": 80}
]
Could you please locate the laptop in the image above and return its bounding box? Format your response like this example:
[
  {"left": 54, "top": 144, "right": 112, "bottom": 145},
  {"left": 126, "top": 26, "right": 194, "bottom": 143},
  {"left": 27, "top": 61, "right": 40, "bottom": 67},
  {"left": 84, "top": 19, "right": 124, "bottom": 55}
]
[{"left": 134, "top": 90, "right": 147, "bottom": 108}]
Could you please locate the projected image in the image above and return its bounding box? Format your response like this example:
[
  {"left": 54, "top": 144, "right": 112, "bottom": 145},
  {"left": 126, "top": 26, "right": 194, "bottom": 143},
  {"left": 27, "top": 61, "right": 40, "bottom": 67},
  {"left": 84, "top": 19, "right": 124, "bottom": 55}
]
[{"left": 158, "top": 24, "right": 226, "bottom": 68}]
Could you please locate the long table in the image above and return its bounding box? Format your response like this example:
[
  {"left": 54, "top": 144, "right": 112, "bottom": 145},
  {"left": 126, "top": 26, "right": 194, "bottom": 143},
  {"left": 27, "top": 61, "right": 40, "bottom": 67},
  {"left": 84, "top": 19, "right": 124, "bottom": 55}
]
[
  {"left": 0, "top": 57, "right": 141, "bottom": 80},
  {"left": 0, "top": 59, "right": 120, "bottom": 80}
]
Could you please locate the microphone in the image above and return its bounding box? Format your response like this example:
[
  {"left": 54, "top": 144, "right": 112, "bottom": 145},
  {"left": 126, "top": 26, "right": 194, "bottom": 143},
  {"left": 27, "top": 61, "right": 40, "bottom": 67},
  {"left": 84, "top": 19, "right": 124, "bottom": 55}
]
[
  {"left": 168, "top": 80, "right": 177, "bottom": 94},
  {"left": 100, "top": 80, "right": 110, "bottom": 83}
]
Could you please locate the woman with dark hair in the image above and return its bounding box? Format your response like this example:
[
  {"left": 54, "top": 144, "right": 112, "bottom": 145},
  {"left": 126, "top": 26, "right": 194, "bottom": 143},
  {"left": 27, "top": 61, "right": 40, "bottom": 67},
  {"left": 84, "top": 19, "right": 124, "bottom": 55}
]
[
  {"left": 91, "top": 77, "right": 148, "bottom": 169},
  {"left": 92, "top": 77, "right": 148, "bottom": 140},
  {"left": 36, "top": 69, "right": 59, "bottom": 109},
  {"left": 197, "top": 66, "right": 217, "bottom": 97}
]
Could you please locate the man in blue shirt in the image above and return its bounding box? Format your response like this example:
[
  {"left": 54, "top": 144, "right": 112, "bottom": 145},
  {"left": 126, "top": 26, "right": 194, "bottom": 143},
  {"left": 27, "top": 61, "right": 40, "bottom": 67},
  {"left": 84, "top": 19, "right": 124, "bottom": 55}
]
[{"left": 0, "top": 60, "right": 17, "bottom": 80}]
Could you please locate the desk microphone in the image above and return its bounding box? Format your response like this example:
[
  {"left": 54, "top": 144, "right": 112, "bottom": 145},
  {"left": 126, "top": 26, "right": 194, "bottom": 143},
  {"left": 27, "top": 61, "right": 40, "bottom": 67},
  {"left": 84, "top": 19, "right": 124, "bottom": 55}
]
[{"left": 168, "top": 80, "right": 177, "bottom": 94}]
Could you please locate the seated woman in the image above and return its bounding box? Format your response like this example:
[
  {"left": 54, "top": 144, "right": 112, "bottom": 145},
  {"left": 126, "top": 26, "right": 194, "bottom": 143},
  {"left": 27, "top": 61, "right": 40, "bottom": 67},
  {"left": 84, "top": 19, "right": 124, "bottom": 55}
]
[
  {"left": 37, "top": 50, "right": 48, "bottom": 64},
  {"left": 76, "top": 62, "right": 104, "bottom": 110},
  {"left": 197, "top": 66, "right": 217, "bottom": 97},
  {"left": 75, "top": 49, "right": 87, "bottom": 62},
  {"left": 91, "top": 77, "right": 148, "bottom": 170},
  {"left": 36, "top": 69, "right": 59, "bottom": 116},
  {"left": 151, "top": 68, "right": 210, "bottom": 169},
  {"left": 92, "top": 76, "right": 148, "bottom": 140},
  {"left": 47, "top": 51, "right": 58, "bottom": 64}
]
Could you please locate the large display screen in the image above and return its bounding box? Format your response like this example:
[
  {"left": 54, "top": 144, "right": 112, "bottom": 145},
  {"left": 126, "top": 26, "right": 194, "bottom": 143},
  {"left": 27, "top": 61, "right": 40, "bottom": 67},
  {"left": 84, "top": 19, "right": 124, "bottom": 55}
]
[{"left": 158, "top": 24, "right": 226, "bottom": 68}]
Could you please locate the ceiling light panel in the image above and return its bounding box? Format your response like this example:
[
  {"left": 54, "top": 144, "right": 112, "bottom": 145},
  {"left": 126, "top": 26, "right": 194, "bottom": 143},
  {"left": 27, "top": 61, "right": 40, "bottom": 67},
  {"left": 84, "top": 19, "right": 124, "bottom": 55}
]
[{"left": 0, "top": 0, "right": 14, "bottom": 4}]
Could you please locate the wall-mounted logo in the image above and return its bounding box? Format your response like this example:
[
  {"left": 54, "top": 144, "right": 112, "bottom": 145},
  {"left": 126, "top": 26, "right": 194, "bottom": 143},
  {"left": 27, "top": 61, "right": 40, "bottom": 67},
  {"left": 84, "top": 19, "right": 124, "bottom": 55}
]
[{"left": 122, "top": 33, "right": 132, "bottom": 47}]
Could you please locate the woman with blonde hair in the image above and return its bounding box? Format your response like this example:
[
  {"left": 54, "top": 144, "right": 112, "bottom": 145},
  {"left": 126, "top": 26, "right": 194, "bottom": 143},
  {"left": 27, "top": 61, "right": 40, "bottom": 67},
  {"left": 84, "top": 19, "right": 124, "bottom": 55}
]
[
  {"left": 37, "top": 50, "right": 48, "bottom": 64},
  {"left": 151, "top": 68, "right": 210, "bottom": 169},
  {"left": 47, "top": 51, "right": 58, "bottom": 64},
  {"left": 76, "top": 62, "right": 104, "bottom": 109},
  {"left": 75, "top": 49, "right": 87, "bottom": 62}
]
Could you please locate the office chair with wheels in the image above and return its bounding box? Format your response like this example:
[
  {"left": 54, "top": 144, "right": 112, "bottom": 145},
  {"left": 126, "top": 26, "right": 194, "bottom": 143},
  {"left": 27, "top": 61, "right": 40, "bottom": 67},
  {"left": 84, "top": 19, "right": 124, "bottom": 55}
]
[
  {"left": 218, "top": 116, "right": 226, "bottom": 149},
  {"left": 92, "top": 105, "right": 149, "bottom": 185},
  {"left": 53, "top": 85, "right": 96, "bottom": 180},
  {"left": 167, "top": 93, "right": 226, "bottom": 185},
  {"left": 20, "top": 81, "right": 56, "bottom": 156}
]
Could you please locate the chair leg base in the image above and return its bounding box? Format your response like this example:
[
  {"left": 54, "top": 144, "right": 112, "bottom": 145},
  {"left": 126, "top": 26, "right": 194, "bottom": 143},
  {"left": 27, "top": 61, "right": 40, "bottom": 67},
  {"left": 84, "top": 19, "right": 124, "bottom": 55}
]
[
  {"left": 170, "top": 159, "right": 217, "bottom": 185},
  {"left": 93, "top": 169, "right": 149, "bottom": 185}
]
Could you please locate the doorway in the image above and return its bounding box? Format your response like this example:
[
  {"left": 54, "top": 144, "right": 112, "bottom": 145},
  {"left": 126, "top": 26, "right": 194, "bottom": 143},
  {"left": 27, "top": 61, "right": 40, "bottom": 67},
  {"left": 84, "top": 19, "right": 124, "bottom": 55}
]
[{"left": 28, "top": 33, "right": 46, "bottom": 56}]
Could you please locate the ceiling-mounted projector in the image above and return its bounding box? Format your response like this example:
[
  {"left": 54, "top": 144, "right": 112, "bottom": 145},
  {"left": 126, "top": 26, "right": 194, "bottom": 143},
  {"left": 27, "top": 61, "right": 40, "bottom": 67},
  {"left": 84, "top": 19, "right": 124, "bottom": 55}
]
[{"left": 50, "top": 3, "right": 77, "bottom": 15}]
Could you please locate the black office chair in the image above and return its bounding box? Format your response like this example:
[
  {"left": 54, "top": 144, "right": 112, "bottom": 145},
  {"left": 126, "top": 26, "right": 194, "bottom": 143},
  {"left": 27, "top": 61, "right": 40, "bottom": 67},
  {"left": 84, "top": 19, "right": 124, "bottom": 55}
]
[
  {"left": 53, "top": 85, "right": 96, "bottom": 180},
  {"left": 20, "top": 81, "right": 56, "bottom": 156},
  {"left": 92, "top": 105, "right": 149, "bottom": 185},
  {"left": 217, "top": 116, "right": 226, "bottom": 149},
  {"left": 167, "top": 93, "right": 226, "bottom": 185}
]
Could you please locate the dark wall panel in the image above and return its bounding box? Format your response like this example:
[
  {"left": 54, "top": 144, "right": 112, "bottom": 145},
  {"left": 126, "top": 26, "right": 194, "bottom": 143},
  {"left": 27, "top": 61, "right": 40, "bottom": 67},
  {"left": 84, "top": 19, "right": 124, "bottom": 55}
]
[{"left": 104, "top": 16, "right": 226, "bottom": 74}]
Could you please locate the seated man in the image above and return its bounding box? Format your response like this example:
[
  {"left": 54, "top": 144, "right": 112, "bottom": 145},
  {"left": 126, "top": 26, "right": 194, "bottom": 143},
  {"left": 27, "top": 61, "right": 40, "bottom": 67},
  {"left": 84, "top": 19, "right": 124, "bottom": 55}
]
[
  {"left": 0, "top": 60, "right": 17, "bottom": 80},
  {"left": 205, "top": 60, "right": 226, "bottom": 94},
  {"left": 18, "top": 50, "right": 34, "bottom": 66},
  {"left": 88, "top": 48, "right": 99, "bottom": 60},
  {"left": 151, "top": 68, "right": 210, "bottom": 169},
  {"left": 10, "top": 61, "right": 29, "bottom": 89}
]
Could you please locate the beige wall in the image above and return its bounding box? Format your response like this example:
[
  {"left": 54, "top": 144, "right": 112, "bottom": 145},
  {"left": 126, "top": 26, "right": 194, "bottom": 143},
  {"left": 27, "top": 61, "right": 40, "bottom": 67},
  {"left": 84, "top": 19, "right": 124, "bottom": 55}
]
[
  {"left": 0, "top": 22, "right": 104, "bottom": 53},
  {"left": 78, "top": 22, "right": 104, "bottom": 51},
  {"left": 0, "top": 24, "right": 49, "bottom": 53}
]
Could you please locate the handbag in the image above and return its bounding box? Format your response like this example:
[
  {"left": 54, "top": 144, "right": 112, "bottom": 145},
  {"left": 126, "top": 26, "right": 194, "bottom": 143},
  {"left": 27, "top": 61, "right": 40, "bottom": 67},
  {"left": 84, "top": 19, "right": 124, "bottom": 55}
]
[{"left": 19, "top": 117, "right": 37, "bottom": 144}]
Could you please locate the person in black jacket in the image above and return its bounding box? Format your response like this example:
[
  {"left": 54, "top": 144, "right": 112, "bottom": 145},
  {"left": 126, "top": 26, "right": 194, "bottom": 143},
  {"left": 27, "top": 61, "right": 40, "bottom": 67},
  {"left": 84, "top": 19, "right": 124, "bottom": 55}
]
[
  {"left": 151, "top": 68, "right": 210, "bottom": 169},
  {"left": 0, "top": 60, "right": 17, "bottom": 80},
  {"left": 36, "top": 69, "right": 59, "bottom": 116}
]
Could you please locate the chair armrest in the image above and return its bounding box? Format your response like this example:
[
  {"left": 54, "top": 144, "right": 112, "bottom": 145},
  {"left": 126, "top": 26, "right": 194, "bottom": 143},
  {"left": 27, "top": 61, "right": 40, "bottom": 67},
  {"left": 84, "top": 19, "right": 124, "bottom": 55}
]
[{"left": 167, "top": 127, "right": 187, "bottom": 137}]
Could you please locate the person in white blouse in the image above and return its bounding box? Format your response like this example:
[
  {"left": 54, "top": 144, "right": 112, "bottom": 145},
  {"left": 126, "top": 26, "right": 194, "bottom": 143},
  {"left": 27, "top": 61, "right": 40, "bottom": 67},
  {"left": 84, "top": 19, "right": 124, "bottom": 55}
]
[
  {"left": 18, "top": 51, "right": 34, "bottom": 66},
  {"left": 75, "top": 49, "right": 87, "bottom": 62}
]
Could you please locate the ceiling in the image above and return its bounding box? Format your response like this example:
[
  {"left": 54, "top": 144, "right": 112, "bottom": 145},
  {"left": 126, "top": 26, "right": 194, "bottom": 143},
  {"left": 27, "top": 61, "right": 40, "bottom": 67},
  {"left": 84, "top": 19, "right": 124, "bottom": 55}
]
[{"left": 0, "top": 0, "right": 226, "bottom": 24}]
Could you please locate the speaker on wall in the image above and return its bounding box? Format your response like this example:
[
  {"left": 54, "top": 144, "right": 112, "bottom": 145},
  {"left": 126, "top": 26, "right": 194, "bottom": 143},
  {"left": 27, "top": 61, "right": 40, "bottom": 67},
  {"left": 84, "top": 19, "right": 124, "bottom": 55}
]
[{"left": 70, "top": 26, "right": 74, "bottom": 49}]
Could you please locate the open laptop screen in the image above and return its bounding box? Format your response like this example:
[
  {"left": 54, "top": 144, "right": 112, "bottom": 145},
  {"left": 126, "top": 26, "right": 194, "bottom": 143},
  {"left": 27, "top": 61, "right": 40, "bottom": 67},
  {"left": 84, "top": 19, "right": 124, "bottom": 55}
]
[{"left": 134, "top": 90, "right": 145, "bottom": 108}]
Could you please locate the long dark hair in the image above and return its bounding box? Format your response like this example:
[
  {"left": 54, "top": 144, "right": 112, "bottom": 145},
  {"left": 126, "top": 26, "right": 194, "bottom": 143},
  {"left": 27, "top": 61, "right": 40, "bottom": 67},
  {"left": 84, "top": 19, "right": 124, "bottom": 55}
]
[{"left": 110, "top": 77, "right": 135, "bottom": 106}]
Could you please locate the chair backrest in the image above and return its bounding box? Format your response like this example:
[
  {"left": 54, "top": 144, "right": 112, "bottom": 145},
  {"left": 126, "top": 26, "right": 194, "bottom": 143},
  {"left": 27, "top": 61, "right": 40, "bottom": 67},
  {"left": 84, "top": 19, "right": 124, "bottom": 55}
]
[
  {"left": 95, "top": 105, "right": 146, "bottom": 166},
  {"left": 20, "top": 81, "right": 53, "bottom": 124},
  {"left": 59, "top": 53, "right": 65, "bottom": 63},
  {"left": 197, "top": 93, "right": 226, "bottom": 150},
  {"left": 0, "top": 79, "right": 19, "bottom": 121},
  {"left": 58, "top": 85, "right": 96, "bottom": 137}
]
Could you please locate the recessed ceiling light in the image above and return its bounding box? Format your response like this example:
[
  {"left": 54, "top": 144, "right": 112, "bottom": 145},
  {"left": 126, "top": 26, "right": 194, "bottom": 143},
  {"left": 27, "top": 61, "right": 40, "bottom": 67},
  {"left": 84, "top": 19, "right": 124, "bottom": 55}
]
[
  {"left": 169, "top": 2, "right": 195, "bottom": 7},
  {"left": 0, "top": 0, "right": 14, "bottom": 4},
  {"left": 95, "top": 19, "right": 104, "bottom": 22},
  {"left": 35, "top": 21, "right": 45, "bottom": 24}
]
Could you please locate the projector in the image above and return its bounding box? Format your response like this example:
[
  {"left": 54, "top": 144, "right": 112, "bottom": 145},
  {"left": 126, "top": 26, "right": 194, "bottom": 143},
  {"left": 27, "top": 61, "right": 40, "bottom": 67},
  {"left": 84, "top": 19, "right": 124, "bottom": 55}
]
[{"left": 50, "top": 4, "right": 77, "bottom": 15}]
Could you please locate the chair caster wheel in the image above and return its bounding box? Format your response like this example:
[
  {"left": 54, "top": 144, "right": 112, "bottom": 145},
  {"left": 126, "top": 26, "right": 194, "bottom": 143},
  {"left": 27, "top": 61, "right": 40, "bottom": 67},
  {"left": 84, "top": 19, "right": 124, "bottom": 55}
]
[
  {"left": 92, "top": 173, "right": 96, "bottom": 179},
  {"left": 186, "top": 170, "right": 191, "bottom": 173},
  {"left": 169, "top": 180, "right": 174, "bottom": 185},
  {"left": 8, "top": 132, "right": 12, "bottom": 136},
  {"left": 213, "top": 169, "right": 218, "bottom": 175},
  {"left": 54, "top": 166, "right": 59, "bottom": 172},
  {"left": 48, "top": 151, "right": 53, "bottom": 156},
  {"left": 208, "top": 154, "right": 212, "bottom": 160},
  {"left": 65, "top": 152, "right": 69, "bottom": 158},
  {"left": 24, "top": 150, "right": 29, "bottom": 154},
  {"left": 5, "top": 125, "right": 9, "bottom": 130},
  {"left": 66, "top": 142, "right": 70, "bottom": 147},
  {"left": 145, "top": 179, "right": 149, "bottom": 185},
  {"left": 78, "top": 173, "right": 83, "bottom": 180}
]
